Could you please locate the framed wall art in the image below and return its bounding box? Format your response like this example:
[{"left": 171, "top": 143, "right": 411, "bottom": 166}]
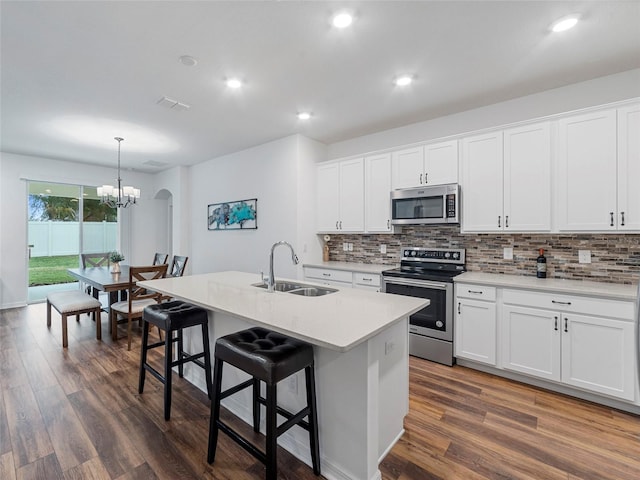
[{"left": 208, "top": 198, "right": 257, "bottom": 230}]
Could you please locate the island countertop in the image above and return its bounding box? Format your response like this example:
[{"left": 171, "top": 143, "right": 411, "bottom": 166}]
[{"left": 138, "top": 271, "right": 427, "bottom": 352}]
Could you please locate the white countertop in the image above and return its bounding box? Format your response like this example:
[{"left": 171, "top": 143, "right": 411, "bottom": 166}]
[
  {"left": 302, "top": 261, "right": 393, "bottom": 274},
  {"left": 138, "top": 271, "right": 427, "bottom": 351},
  {"left": 455, "top": 272, "right": 638, "bottom": 301}
]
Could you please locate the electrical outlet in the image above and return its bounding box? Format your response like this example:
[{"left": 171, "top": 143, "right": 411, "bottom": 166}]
[
  {"left": 503, "top": 247, "right": 513, "bottom": 260},
  {"left": 348, "top": 243, "right": 353, "bottom": 252},
  {"left": 380, "top": 244, "right": 387, "bottom": 254},
  {"left": 385, "top": 340, "right": 395, "bottom": 355},
  {"left": 343, "top": 242, "right": 348, "bottom": 251},
  {"left": 578, "top": 250, "right": 591, "bottom": 264}
]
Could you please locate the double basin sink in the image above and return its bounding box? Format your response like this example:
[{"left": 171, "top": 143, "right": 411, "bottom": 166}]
[{"left": 252, "top": 281, "right": 337, "bottom": 297}]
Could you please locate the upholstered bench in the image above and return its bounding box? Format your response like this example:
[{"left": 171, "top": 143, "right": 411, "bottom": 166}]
[{"left": 47, "top": 290, "right": 102, "bottom": 348}]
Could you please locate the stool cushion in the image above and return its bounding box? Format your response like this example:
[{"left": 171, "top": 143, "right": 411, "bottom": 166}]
[
  {"left": 215, "top": 327, "right": 314, "bottom": 384},
  {"left": 143, "top": 301, "right": 208, "bottom": 331},
  {"left": 48, "top": 291, "right": 101, "bottom": 313}
]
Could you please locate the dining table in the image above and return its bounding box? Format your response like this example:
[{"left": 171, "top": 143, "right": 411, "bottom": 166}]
[{"left": 67, "top": 265, "right": 132, "bottom": 309}]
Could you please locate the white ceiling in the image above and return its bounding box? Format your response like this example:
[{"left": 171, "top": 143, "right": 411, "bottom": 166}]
[{"left": 2, "top": 1, "right": 639, "bottom": 173}]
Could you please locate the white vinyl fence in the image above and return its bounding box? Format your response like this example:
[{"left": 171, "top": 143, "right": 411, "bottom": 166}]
[{"left": 29, "top": 221, "right": 117, "bottom": 257}]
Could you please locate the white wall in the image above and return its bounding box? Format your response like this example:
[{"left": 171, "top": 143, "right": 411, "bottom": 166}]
[
  {"left": 328, "top": 69, "right": 640, "bottom": 160},
  {"left": 0, "top": 152, "right": 161, "bottom": 308},
  {"left": 188, "top": 135, "right": 325, "bottom": 280}
]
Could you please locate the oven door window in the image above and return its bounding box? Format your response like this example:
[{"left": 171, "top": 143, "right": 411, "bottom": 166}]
[
  {"left": 392, "top": 196, "right": 444, "bottom": 220},
  {"left": 385, "top": 283, "right": 447, "bottom": 331}
]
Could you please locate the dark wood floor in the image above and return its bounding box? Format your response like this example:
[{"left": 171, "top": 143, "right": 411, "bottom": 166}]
[{"left": 1, "top": 304, "right": 639, "bottom": 480}]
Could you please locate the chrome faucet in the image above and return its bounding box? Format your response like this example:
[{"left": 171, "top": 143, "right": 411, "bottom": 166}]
[{"left": 267, "top": 241, "right": 299, "bottom": 292}]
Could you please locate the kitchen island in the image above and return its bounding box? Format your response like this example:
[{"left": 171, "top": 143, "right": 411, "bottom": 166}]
[{"left": 138, "top": 271, "right": 427, "bottom": 480}]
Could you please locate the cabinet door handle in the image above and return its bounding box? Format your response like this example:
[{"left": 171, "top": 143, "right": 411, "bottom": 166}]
[
  {"left": 362, "top": 277, "right": 373, "bottom": 282},
  {"left": 336, "top": 221, "right": 339, "bottom": 230},
  {"left": 551, "top": 300, "right": 571, "bottom": 306},
  {"left": 457, "top": 302, "right": 461, "bottom": 314},
  {"left": 564, "top": 318, "right": 568, "bottom": 333},
  {"left": 610, "top": 212, "right": 614, "bottom": 227},
  {"left": 498, "top": 215, "right": 501, "bottom": 228},
  {"left": 339, "top": 221, "right": 342, "bottom": 230},
  {"left": 505, "top": 215, "right": 509, "bottom": 228},
  {"left": 419, "top": 173, "right": 423, "bottom": 184},
  {"left": 322, "top": 273, "right": 331, "bottom": 277},
  {"left": 468, "top": 290, "right": 483, "bottom": 295},
  {"left": 425, "top": 173, "right": 428, "bottom": 184},
  {"left": 387, "top": 219, "right": 390, "bottom": 229},
  {"left": 554, "top": 316, "right": 558, "bottom": 331},
  {"left": 621, "top": 211, "right": 625, "bottom": 226}
]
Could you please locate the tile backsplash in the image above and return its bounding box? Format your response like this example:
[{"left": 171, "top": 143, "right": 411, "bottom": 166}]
[{"left": 324, "top": 226, "right": 640, "bottom": 284}]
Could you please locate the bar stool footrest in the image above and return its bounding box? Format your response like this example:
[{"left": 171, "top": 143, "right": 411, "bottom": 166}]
[{"left": 217, "top": 420, "right": 267, "bottom": 464}]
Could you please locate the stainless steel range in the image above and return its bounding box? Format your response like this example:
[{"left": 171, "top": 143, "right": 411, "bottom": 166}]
[{"left": 382, "top": 247, "right": 466, "bottom": 366}]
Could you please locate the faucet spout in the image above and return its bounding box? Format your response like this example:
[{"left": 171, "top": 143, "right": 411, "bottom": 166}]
[{"left": 268, "top": 241, "right": 299, "bottom": 292}]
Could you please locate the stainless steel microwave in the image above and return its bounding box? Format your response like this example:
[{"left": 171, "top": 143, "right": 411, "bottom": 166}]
[{"left": 390, "top": 184, "right": 460, "bottom": 225}]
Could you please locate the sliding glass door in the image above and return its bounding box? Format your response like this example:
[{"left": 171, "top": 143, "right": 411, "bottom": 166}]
[{"left": 27, "top": 181, "right": 117, "bottom": 303}]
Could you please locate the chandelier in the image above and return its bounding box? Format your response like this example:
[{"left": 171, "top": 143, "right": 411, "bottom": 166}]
[{"left": 97, "top": 137, "right": 140, "bottom": 208}]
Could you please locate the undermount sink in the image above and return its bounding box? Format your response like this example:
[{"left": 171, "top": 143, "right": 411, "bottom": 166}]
[
  {"left": 287, "top": 286, "right": 338, "bottom": 297},
  {"left": 252, "top": 281, "right": 337, "bottom": 296}
]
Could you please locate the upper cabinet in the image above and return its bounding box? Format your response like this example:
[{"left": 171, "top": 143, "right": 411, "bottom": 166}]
[
  {"left": 317, "top": 158, "right": 365, "bottom": 233},
  {"left": 461, "top": 122, "right": 551, "bottom": 233},
  {"left": 557, "top": 109, "right": 618, "bottom": 231},
  {"left": 617, "top": 104, "right": 640, "bottom": 231},
  {"left": 391, "top": 141, "right": 458, "bottom": 189},
  {"left": 365, "top": 153, "right": 393, "bottom": 233}
]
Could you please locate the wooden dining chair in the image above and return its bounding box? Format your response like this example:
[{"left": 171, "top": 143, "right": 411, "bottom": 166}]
[
  {"left": 110, "top": 264, "right": 168, "bottom": 350},
  {"left": 168, "top": 255, "right": 188, "bottom": 278},
  {"left": 80, "top": 252, "right": 111, "bottom": 303},
  {"left": 159, "top": 256, "right": 189, "bottom": 303},
  {"left": 153, "top": 253, "right": 169, "bottom": 265}
]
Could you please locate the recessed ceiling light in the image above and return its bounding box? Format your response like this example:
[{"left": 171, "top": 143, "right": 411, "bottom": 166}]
[
  {"left": 297, "top": 112, "right": 312, "bottom": 120},
  {"left": 550, "top": 15, "right": 579, "bottom": 32},
  {"left": 226, "top": 78, "right": 243, "bottom": 89},
  {"left": 394, "top": 75, "right": 413, "bottom": 87},
  {"left": 332, "top": 12, "right": 353, "bottom": 28},
  {"left": 178, "top": 55, "right": 198, "bottom": 67}
]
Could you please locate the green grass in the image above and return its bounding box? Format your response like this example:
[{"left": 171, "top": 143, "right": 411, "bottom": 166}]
[{"left": 29, "top": 255, "right": 79, "bottom": 286}]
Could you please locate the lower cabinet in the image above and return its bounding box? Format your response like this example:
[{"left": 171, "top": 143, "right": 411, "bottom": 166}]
[
  {"left": 303, "top": 266, "right": 382, "bottom": 291},
  {"left": 500, "top": 289, "right": 636, "bottom": 401},
  {"left": 455, "top": 284, "right": 497, "bottom": 366}
]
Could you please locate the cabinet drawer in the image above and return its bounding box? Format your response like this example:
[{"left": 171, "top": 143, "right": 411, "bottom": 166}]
[
  {"left": 503, "top": 289, "right": 634, "bottom": 320},
  {"left": 353, "top": 272, "right": 381, "bottom": 287},
  {"left": 456, "top": 283, "right": 496, "bottom": 301},
  {"left": 304, "top": 267, "right": 352, "bottom": 284}
]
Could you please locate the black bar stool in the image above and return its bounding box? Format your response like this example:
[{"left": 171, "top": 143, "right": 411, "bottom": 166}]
[
  {"left": 207, "top": 327, "right": 320, "bottom": 480},
  {"left": 139, "top": 301, "right": 213, "bottom": 420}
]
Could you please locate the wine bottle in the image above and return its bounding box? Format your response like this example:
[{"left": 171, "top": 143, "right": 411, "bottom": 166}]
[{"left": 536, "top": 248, "right": 547, "bottom": 278}]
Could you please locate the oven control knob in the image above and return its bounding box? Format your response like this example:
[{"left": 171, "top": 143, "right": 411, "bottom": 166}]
[
  {"left": 436, "top": 320, "right": 444, "bottom": 328},
  {"left": 411, "top": 251, "right": 417, "bottom": 256},
  {"left": 452, "top": 252, "right": 459, "bottom": 260},
  {"left": 444, "top": 252, "right": 450, "bottom": 258},
  {"left": 403, "top": 250, "right": 410, "bottom": 257}
]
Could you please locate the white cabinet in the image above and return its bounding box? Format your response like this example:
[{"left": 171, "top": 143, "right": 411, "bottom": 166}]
[
  {"left": 460, "top": 132, "right": 503, "bottom": 231},
  {"left": 461, "top": 123, "right": 551, "bottom": 232},
  {"left": 502, "top": 305, "right": 561, "bottom": 381},
  {"left": 317, "top": 158, "right": 365, "bottom": 232},
  {"left": 304, "top": 266, "right": 382, "bottom": 291},
  {"left": 391, "top": 141, "right": 458, "bottom": 189},
  {"left": 455, "top": 284, "right": 497, "bottom": 365},
  {"left": 617, "top": 104, "right": 640, "bottom": 230},
  {"left": 365, "top": 153, "right": 393, "bottom": 233},
  {"left": 557, "top": 109, "right": 618, "bottom": 230},
  {"left": 501, "top": 289, "right": 636, "bottom": 401}
]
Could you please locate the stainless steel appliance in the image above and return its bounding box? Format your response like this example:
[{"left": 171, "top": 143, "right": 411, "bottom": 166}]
[
  {"left": 382, "top": 247, "right": 465, "bottom": 366},
  {"left": 390, "top": 183, "right": 459, "bottom": 225}
]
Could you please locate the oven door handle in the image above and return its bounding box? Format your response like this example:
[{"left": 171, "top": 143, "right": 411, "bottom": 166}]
[{"left": 383, "top": 277, "right": 449, "bottom": 290}]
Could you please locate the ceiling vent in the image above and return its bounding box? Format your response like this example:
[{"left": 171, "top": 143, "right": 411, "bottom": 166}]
[{"left": 157, "top": 96, "right": 191, "bottom": 111}]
